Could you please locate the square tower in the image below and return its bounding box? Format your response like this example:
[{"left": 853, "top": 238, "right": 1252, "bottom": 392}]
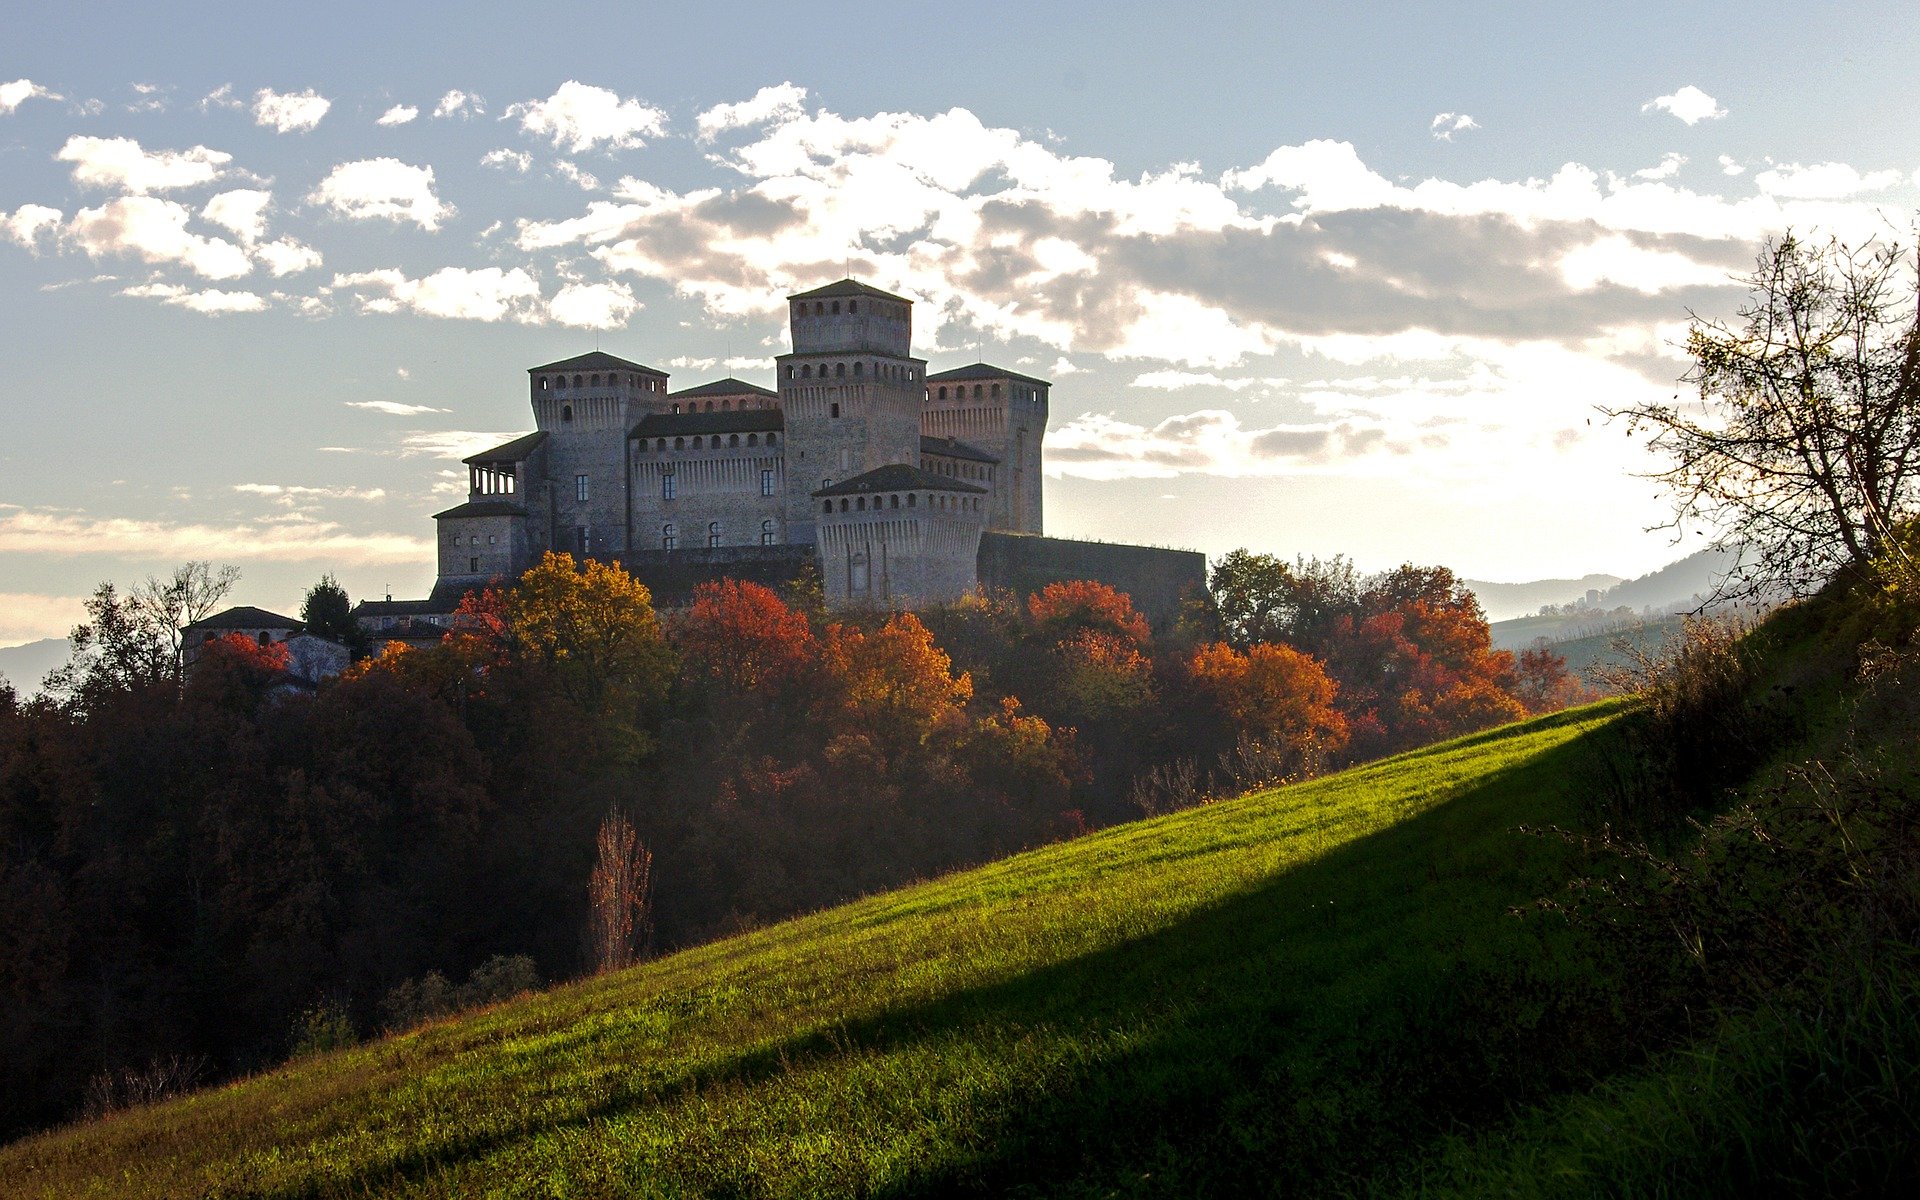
[{"left": 525, "top": 351, "right": 671, "bottom": 560}]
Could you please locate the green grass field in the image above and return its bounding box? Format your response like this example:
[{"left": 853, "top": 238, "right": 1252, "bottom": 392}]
[{"left": 1, "top": 702, "right": 1633, "bottom": 1197}]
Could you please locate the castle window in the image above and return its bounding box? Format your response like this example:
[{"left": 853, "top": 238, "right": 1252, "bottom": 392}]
[
  {"left": 815, "top": 301, "right": 824, "bottom": 315},
  {"left": 575, "top": 474, "right": 589, "bottom": 502},
  {"left": 889, "top": 494, "right": 900, "bottom": 508},
  {"left": 768, "top": 433, "right": 777, "bottom": 446},
  {"left": 662, "top": 472, "right": 676, "bottom": 500},
  {"left": 787, "top": 366, "right": 796, "bottom": 380},
  {"left": 707, "top": 521, "right": 720, "bottom": 548},
  {"left": 722, "top": 399, "right": 732, "bottom": 410},
  {"left": 937, "top": 386, "right": 946, "bottom": 400},
  {"left": 761, "top": 468, "right": 775, "bottom": 496},
  {"left": 848, "top": 300, "right": 857, "bottom": 312},
  {"left": 822, "top": 500, "right": 832, "bottom": 514},
  {"left": 729, "top": 434, "right": 740, "bottom": 447},
  {"left": 656, "top": 438, "right": 666, "bottom": 451},
  {"left": 540, "top": 377, "right": 550, "bottom": 391},
  {"left": 704, "top": 401, "right": 714, "bottom": 412},
  {"left": 674, "top": 437, "right": 684, "bottom": 450},
  {"left": 856, "top": 497, "right": 866, "bottom": 511},
  {"left": 802, "top": 365, "right": 812, "bottom": 379},
  {"left": 907, "top": 493, "right": 916, "bottom": 507},
  {"left": 761, "top": 519, "right": 776, "bottom": 545},
  {"left": 258, "top": 631, "right": 271, "bottom": 647},
  {"left": 839, "top": 499, "right": 849, "bottom": 512},
  {"left": 573, "top": 375, "right": 583, "bottom": 389},
  {"left": 747, "top": 433, "right": 758, "bottom": 446},
  {"left": 672, "top": 403, "right": 681, "bottom": 413},
  {"left": 992, "top": 384, "right": 1002, "bottom": 398},
  {"left": 563, "top": 405, "right": 573, "bottom": 423},
  {"left": 470, "top": 535, "right": 478, "bottom": 546},
  {"left": 488, "top": 534, "right": 497, "bottom": 545},
  {"left": 469, "top": 557, "right": 479, "bottom": 573},
  {"left": 973, "top": 385, "right": 983, "bottom": 399},
  {"left": 853, "top": 361, "right": 862, "bottom": 376},
  {"left": 661, "top": 524, "right": 676, "bottom": 550},
  {"left": 692, "top": 436, "right": 703, "bottom": 449},
  {"left": 590, "top": 374, "right": 601, "bottom": 387},
  {"left": 831, "top": 300, "right": 840, "bottom": 314},
  {"left": 830, "top": 402, "right": 840, "bottom": 418},
  {"left": 835, "top": 362, "right": 845, "bottom": 378}
]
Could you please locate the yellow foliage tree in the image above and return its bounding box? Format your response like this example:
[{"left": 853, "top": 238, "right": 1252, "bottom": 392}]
[{"left": 505, "top": 552, "right": 674, "bottom": 731}]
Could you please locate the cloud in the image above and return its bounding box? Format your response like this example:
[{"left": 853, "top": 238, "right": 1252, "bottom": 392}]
[
  {"left": 1429, "top": 112, "right": 1479, "bottom": 141},
  {"left": 1642, "top": 85, "right": 1726, "bottom": 125},
  {"left": 399, "top": 430, "right": 526, "bottom": 459},
  {"left": 1753, "top": 161, "right": 1903, "bottom": 199},
  {"left": 0, "top": 79, "right": 61, "bottom": 114},
  {"left": 1558, "top": 234, "right": 1731, "bottom": 293},
  {"left": 1719, "top": 155, "right": 1745, "bottom": 176},
  {"left": 254, "top": 237, "right": 323, "bottom": 276},
  {"left": 252, "top": 87, "right": 331, "bottom": 133},
  {"left": 67, "top": 196, "right": 252, "bottom": 278},
  {"left": 198, "top": 84, "right": 245, "bottom": 112},
  {"left": 120, "top": 282, "right": 266, "bottom": 313},
  {"left": 547, "top": 280, "right": 637, "bottom": 328},
  {"left": 1130, "top": 370, "right": 1285, "bottom": 391},
  {"left": 481, "top": 148, "right": 532, "bottom": 173},
  {"left": 0, "top": 591, "right": 89, "bottom": 647},
  {"left": 201, "top": 188, "right": 271, "bottom": 242},
  {"left": 331, "top": 266, "right": 541, "bottom": 321},
  {"left": 697, "top": 83, "right": 808, "bottom": 140},
  {"left": 309, "top": 159, "right": 452, "bottom": 229},
  {"left": 0, "top": 507, "right": 427, "bottom": 564},
  {"left": 433, "top": 89, "right": 482, "bottom": 119},
  {"left": 126, "top": 82, "right": 169, "bottom": 114},
  {"left": 1, "top": 204, "right": 64, "bottom": 249},
  {"left": 506, "top": 81, "right": 667, "bottom": 153},
  {"left": 1634, "top": 152, "right": 1686, "bottom": 181},
  {"left": 344, "top": 399, "right": 451, "bottom": 416},
  {"left": 552, "top": 160, "right": 601, "bottom": 190},
  {"left": 1045, "top": 408, "right": 1392, "bottom": 480},
  {"left": 232, "top": 483, "right": 386, "bottom": 503},
  {"left": 377, "top": 104, "right": 419, "bottom": 126},
  {"left": 57, "top": 135, "right": 231, "bottom": 193}
]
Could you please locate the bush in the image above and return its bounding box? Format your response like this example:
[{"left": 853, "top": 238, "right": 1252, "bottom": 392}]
[
  {"left": 288, "top": 999, "right": 357, "bottom": 1060},
  {"left": 80, "top": 1055, "right": 208, "bottom": 1120},
  {"left": 381, "top": 955, "right": 542, "bottom": 1033}
]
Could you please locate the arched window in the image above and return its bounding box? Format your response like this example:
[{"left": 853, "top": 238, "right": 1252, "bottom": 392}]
[
  {"left": 853, "top": 361, "right": 863, "bottom": 376},
  {"left": 656, "top": 438, "right": 666, "bottom": 451},
  {"left": 856, "top": 497, "right": 866, "bottom": 511},
  {"left": 937, "top": 386, "right": 947, "bottom": 400},
  {"left": 707, "top": 521, "right": 720, "bottom": 548},
  {"left": 704, "top": 401, "right": 714, "bottom": 412},
  {"left": 992, "top": 384, "right": 1002, "bottom": 399},
  {"left": 815, "top": 301, "right": 824, "bottom": 315},
  {"left": 973, "top": 385, "right": 983, "bottom": 399},
  {"left": 562, "top": 404, "right": 573, "bottom": 423},
  {"left": 767, "top": 433, "right": 778, "bottom": 446},
  {"left": 839, "top": 498, "right": 849, "bottom": 512},
  {"left": 802, "top": 365, "right": 812, "bottom": 379},
  {"left": 729, "top": 434, "right": 740, "bottom": 447},
  {"left": 835, "top": 362, "right": 845, "bottom": 378},
  {"left": 761, "top": 519, "right": 776, "bottom": 545},
  {"left": 573, "top": 375, "right": 583, "bottom": 389},
  {"left": 848, "top": 300, "right": 857, "bottom": 313},
  {"left": 722, "top": 399, "right": 732, "bottom": 410},
  {"left": 822, "top": 500, "right": 832, "bottom": 514},
  {"left": 907, "top": 493, "right": 916, "bottom": 507},
  {"left": 674, "top": 437, "right": 685, "bottom": 450},
  {"left": 590, "top": 374, "right": 601, "bottom": 387},
  {"left": 889, "top": 494, "right": 900, "bottom": 508},
  {"left": 692, "top": 436, "right": 703, "bottom": 449},
  {"left": 831, "top": 300, "right": 840, "bottom": 314},
  {"left": 257, "top": 631, "right": 270, "bottom": 647},
  {"left": 662, "top": 524, "right": 676, "bottom": 550},
  {"left": 747, "top": 433, "right": 758, "bottom": 446},
  {"left": 540, "top": 377, "right": 550, "bottom": 391},
  {"left": 787, "top": 366, "right": 796, "bottom": 380}
]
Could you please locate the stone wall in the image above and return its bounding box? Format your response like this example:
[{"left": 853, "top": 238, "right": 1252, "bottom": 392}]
[
  {"left": 976, "top": 532, "right": 1208, "bottom": 630},
  {"left": 620, "top": 544, "right": 818, "bottom": 609}
]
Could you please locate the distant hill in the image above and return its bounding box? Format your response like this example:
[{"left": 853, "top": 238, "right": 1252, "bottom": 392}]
[
  {"left": 0, "top": 638, "right": 70, "bottom": 697},
  {"left": 1599, "top": 546, "right": 1741, "bottom": 613},
  {"left": 1462, "top": 574, "right": 1624, "bottom": 622}
]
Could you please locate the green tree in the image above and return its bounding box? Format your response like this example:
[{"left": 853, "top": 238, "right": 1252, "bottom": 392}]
[
  {"left": 1611, "top": 233, "right": 1920, "bottom": 595},
  {"left": 300, "top": 573, "right": 368, "bottom": 656}
]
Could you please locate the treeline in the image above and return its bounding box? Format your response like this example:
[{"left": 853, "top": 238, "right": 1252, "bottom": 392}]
[{"left": 0, "top": 550, "right": 1576, "bottom": 1138}]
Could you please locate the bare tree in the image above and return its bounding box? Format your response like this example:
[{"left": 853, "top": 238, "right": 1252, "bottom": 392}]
[
  {"left": 587, "top": 810, "right": 652, "bottom": 974},
  {"left": 1609, "top": 233, "right": 1920, "bottom": 596},
  {"left": 48, "top": 562, "right": 239, "bottom": 703},
  {"left": 136, "top": 561, "right": 242, "bottom": 683}
]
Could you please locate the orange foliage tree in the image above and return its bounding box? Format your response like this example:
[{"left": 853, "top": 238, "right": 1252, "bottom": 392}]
[
  {"left": 675, "top": 578, "right": 818, "bottom": 698},
  {"left": 1186, "top": 641, "right": 1348, "bottom": 765}
]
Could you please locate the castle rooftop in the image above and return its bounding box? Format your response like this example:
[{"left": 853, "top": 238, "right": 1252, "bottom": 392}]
[
  {"left": 631, "top": 409, "right": 785, "bottom": 439},
  {"left": 926, "top": 362, "right": 1051, "bottom": 388},
  {"left": 527, "top": 350, "right": 668, "bottom": 376},
  {"left": 463, "top": 431, "right": 548, "bottom": 465},
  {"left": 788, "top": 279, "right": 911, "bottom": 305},
  {"left": 670, "top": 377, "right": 778, "bottom": 401},
  {"left": 814, "top": 464, "right": 988, "bottom": 498}
]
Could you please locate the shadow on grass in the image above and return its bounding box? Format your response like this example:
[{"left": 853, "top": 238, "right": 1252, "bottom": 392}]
[{"left": 248, "top": 713, "right": 1629, "bottom": 1200}]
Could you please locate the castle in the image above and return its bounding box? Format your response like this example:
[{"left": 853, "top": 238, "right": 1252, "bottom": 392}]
[{"left": 359, "top": 279, "right": 1205, "bottom": 633}]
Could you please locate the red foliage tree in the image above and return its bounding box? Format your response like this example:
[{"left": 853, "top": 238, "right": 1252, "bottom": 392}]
[
  {"left": 676, "top": 579, "right": 818, "bottom": 698},
  {"left": 1026, "top": 580, "right": 1152, "bottom": 649}
]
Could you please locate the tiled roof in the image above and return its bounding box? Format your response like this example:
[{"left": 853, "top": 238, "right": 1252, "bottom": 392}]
[
  {"left": 433, "top": 500, "right": 529, "bottom": 520},
  {"left": 528, "top": 350, "right": 668, "bottom": 376},
  {"left": 192, "top": 605, "right": 302, "bottom": 630},
  {"left": 351, "top": 598, "right": 456, "bottom": 619},
  {"left": 631, "top": 409, "right": 785, "bottom": 439},
  {"left": 788, "top": 279, "right": 912, "bottom": 304},
  {"left": 463, "top": 430, "right": 548, "bottom": 465},
  {"left": 920, "top": 435, "right": 999, "bottom": 464},
  {"left": 925, "top": 362, "right": 1051, "bottom": 388},
  {"left": 670, "top": 377, "right": 778, "bottom": 400},
  {"left": 813, "top": 464, "right": 988, "bottom": 498}
]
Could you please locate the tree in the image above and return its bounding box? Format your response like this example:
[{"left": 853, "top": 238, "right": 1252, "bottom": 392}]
[
  {"left": 504, "top": 552, "right": 674, "bottom": 728},
  {"left": 1208, "top": 551, "right": 1358, "bottom": 651},
  {"left": 586, "top": 809, "right": 652, "bottom": 974},
  {"left": 1186, "top": 641, "right": 1348, "bottom": 764},
  {"left": 47, "top": 562, "right": 238, "bottom": 706},
  {"left": 300, "top": 574, "right": 368, "bottom": 656},
  {"left": 1026, "top": 580, "right": 1152, "bottom": 649},
  {"left": 1611, "top": 233, "right": 1920, "bottom": 596}
]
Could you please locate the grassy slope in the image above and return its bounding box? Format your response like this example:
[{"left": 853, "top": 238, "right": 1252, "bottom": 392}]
[{"left": 0, "top": 701, "right": 1631, "bottom": 1199}]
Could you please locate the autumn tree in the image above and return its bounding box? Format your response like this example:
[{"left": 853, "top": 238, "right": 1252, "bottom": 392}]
[
  {"left": 1026, "top": 579, "right": 1152, "bottom": 648},
  {"left": 586, "top": 809, "right": 652, "bottom": 974},
  {"left": 1186, "top": 641, "right": 1348, "bottom": 767},
  {"left": 822, "top": 612, "right": 972, "bottom": 748},
  {"left": 505, "top": 553, "right": 674, "bottom": 743},
  {"left": 676, "top": 579, "right": 818, "bottom": 701},
  {"left": 1208, "top": 551, "right": 1359, "bottom": 652},
  {"left": 1610, "top": 233, "right": 1920, "bottom": 595}
]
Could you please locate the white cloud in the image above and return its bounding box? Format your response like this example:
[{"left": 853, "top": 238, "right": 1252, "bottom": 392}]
[
  {"left": 1, "top": 204, "right": 64, "bottom": 249},
  {"left": 201, "top": 188, "right": 271, "bottom": 242},
  {"left": 331, "top": 266, "right": 541, "bottom": 321},
  {"left": 400, "top": 430, "right": 526, "bottom": 459},
  {"left": 120, "top": 282, "right": 266, "bottom": 313},
  {"left": 1642, "top": 85, "right": 1726, "bottom": 125},
  {"left": 1131, "top": 370, "right": 1284, "bottom": 391},
  {"left": 345, "top": 399, "right": 450, "bottom": 416},
  {"left": 697, "top": 83, "right": 808, "bottom": 140},
  {"left": 1046, "top": 408, "right": 1392, "bottom": 481},
  {"left": 0, "top": 507, "right": 427, "bottom": 564},
  {"left": 57, "top": 135, "right": 232, "bottom": 193},
  {"left": 0, "top": 592, "right": 87, "bottom": 648},
  {"left": 432, "top": 89, "right": 482, "bottom": 119},
  {"left": 67, "top": 196, "right": 252, "bottom": 278},
  {"left": 233, "top": 483, "right": 386, "bottom": 502},
  {"left": 1634, "top": 152, "right": 1687, "bottom": 181},
  {"left": 254, "top": 237, "right": 323, "bottom": 276},
  {"left": 127, "top": 82, "right": 168, "bottom": 114},
  {"left": 309, "top": 159, "right": 452, "bottom": 229},
  {"left": 1753, "top": 161, "right": 1903, "bottom": 199},
  {"left": 0, "top": 79, "right": 61, "bottom": 114},
  {"left": 1049, "top": 356, "right": 1083, "bottom": 375},
  {"left": 552, "top": 160, "right": 601, "bottom": 190},
  {"left": 377, "top": 104, "right": 419, "bottom": 126},
  {"left": 1558, "top": 235, "right": 1730, "bottom": 293},
  {"left": 252, "top": 87, "right": 331, "bottom": 133},
  {"left": 1719, "top": 155, "right": 1745, "bottom": 176},
  {"left": 481, "top": 148, "right": 532, "bottom": 172},
  {"left": 1429, "top": 112, "right": 1479, "bottom": 141},
  {"left": 547, "top": 280, "right": 637, "bottom": 328},
  {"left": 506, "top": 81, "right": 667, "bottom": 153},
  {"left": 198, "top": 84, "right": 245, "bottom": 112}
]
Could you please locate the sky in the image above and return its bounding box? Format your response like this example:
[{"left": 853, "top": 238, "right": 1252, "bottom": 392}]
[{"left": 3, "top": 0, "right": 1918, "bottom": 647}]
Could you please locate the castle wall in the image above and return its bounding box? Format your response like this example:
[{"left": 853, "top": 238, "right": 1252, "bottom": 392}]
[
  {"left": 620, "top": 544, "right": 817, "bottom": 608},
  {"left": 818, "top": 507, "right": 984, "bottom": 607},
  {"left": 977, "top": 532, "right": 1207, "bottom": 630},
  {"left": 437, "top": 510, "right": 533, "bottom": 588},
  {"left": 630, "top": 441, "right": 788, "bottom": 551}
]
